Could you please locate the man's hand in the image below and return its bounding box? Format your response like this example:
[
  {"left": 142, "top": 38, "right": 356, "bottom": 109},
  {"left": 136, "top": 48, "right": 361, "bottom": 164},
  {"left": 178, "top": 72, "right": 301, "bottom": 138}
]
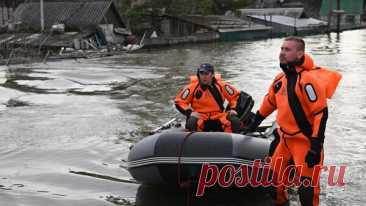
[
  {"left": 244, "top": 111, "right": 265, "bottom": 133},
  {"left": 185, "top": 109, "right": 193, "bottom": 118}
]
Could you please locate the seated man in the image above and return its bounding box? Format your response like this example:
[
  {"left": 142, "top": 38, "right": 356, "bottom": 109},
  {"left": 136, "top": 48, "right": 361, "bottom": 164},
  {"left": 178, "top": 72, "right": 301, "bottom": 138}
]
[{"left": 174, "top": 63, "right": 243, "bottom": 133}]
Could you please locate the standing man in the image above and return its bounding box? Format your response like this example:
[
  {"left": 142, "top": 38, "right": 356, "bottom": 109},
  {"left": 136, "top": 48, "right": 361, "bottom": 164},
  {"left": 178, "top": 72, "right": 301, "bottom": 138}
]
[
  {"left": 248, "top": 37, "right": 341, "bottom": 206},
  {"left": 175, "top": 63, "right": 242, "bottom": 133}
]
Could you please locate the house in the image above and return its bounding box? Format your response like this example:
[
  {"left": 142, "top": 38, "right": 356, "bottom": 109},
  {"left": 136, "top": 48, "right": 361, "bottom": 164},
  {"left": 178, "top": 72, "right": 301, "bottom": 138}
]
[
  {"left": 251, "top": 0, "right": 303, "bottom": 9},
  {"left": 176, "top": 15, "right": 271, "bottom": 41},
  {"left": 238, "top": 7, "right": 306, "bottom": 19},
  {"left": 147, "top": 15, "right": 270, "bottom": 44},
  {"left": 250, "top": 0, "right": 325, "bottom": 19},
  {"left": 140, "top": 14, "right": 220, "bottom": 47},
  {"left": 14, "top": 0, "right": 126, "bottom": 31},
  {"left": 320, "top": 0, "right": 365, "bottom": 29},
  {"left": 11, "top": 0, "right": 130, "bottom": 49},
  {"left": 0, "top": 0, "right": 24, "bottom": 26},
  {"left": 248, "top": 15, "right": 328, "bottom": 36},
  {"left": 239, "top": 8, "right": 328, "bottom": 36}
]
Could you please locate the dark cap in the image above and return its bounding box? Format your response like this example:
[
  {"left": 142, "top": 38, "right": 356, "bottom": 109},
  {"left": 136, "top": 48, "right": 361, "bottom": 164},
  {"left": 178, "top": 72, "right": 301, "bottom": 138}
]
[{"left": 197, "top": 63, "right": 214, "bottom": 73}]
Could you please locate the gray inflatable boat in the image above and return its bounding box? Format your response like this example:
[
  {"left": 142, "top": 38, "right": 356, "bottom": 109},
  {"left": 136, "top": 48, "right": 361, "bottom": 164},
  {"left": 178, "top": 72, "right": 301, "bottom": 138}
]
[{"left": 127, "top": 127, "right": 272, "bottom": 185}]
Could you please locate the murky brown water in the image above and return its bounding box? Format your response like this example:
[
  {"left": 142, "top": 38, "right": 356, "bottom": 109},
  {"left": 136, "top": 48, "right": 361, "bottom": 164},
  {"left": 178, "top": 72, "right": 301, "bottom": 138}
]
[{"left": 0, "top": 29, "right": 365, "bottom": 206}]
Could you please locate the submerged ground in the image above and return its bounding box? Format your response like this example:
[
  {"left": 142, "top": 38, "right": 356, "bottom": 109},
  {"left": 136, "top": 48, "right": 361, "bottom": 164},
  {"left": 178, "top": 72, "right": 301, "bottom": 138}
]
[{"left": 0, "top": 30, "right": 365, "bottom": 206}]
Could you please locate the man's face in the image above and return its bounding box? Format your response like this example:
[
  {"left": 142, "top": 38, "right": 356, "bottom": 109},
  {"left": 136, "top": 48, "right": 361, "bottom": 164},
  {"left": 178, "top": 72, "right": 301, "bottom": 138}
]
[
  {"left": 279, "top": 40, "right": 304, "bottom": 64},
  {"left": 198, "top": 71, "right": 213, "bottom": 85}
]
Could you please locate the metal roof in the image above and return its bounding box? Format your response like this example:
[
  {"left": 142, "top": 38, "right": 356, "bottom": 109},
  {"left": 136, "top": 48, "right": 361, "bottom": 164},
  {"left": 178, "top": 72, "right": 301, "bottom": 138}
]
[
  {"left": 238, "top": 8, "right": 306, "bottom": 18},
  {"left": 174, "top": 15, "right": 268, "bottom": 32},
  {"left": 14, "top": 0, "right": 124, "bottom": 30},
  {"left": 249, "top": 15, "right": 327, "bottom": 28}
]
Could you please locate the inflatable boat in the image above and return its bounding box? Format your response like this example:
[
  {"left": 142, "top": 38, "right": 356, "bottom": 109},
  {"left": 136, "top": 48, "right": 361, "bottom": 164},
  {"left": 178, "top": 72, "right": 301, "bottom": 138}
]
[
  {"left": 127, "top": 125, "right": 274, "bottom": 185},
  {"left": 127, "top": 91, "right": 274, "bottom": 186}
]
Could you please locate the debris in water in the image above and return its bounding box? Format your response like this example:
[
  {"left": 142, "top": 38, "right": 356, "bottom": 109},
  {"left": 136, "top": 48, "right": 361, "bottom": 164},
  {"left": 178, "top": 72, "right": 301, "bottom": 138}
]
[
  {"left": 105, "top": 195, "right": 135, "bottom": 205},
  {"left": 6, "top": 98, "right": 30, "bottom": 107}
]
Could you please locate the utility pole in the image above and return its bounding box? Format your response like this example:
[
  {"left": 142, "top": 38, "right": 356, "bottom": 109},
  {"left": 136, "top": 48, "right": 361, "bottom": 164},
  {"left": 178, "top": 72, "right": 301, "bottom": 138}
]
[
  {"left": 336, "top": 0, "right": 341, "bottom": 33},
  {"left": 40, "top": 0, "right": 44, "bottom": 31},
  {"left": 327, "top": 0, "right": 333, "bottom": 32}
]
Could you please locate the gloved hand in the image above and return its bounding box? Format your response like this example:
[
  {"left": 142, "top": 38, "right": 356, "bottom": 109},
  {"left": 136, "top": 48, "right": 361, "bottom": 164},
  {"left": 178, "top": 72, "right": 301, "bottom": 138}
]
[
  {"left": 244, "top": 111, "right": 265, "bottom": 133},
  {"left": 185, "top": 110, "right": 200, "bottom": 131},
  {"left": 185, "top": 115, "right": 198, "bottom": 131},
  {"left": 305, "top": 138, "right": 322, "bottom": 168},
  {"left": 184, "top": 109, "right": 193, "bottom": 118}
]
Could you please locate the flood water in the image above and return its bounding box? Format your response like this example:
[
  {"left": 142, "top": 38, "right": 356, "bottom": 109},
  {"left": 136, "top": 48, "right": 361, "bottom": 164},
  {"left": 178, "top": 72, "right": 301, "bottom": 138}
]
[{"left": 0, "top": 29, "right": 366, "bottom": 206}]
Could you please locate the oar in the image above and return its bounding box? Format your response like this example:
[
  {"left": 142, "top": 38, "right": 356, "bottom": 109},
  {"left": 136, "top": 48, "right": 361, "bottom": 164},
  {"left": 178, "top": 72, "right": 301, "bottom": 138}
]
[
  {"left": 149, "top": 117, "right": 178, "bottom": 135},
  {"left": 69, "top": 170, "right": 138, "bottom": 184}
]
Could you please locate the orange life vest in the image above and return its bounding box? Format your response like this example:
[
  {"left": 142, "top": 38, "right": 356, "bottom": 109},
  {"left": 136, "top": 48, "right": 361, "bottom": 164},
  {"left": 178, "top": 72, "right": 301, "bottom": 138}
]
[
  {"left": 175, "top": 74, "right": 240, "bottom": 114},
  {"left": 258, "top": 54, "right": 341, "bottom": 137}
]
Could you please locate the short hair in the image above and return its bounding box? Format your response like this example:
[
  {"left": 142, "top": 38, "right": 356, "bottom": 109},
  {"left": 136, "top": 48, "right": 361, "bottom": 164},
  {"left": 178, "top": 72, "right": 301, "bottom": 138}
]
[{"left": 284, "top": 36, "right": 305, "bottom": 51}]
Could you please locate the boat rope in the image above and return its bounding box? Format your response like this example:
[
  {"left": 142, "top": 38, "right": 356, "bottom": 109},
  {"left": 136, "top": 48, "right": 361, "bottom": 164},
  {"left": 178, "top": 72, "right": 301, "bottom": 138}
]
[
  {"left": 177, "top": 131, "right": 196, "bottom": 206},
  {"left": 177, "top": 131, "right": 195, "bottom": 188}
]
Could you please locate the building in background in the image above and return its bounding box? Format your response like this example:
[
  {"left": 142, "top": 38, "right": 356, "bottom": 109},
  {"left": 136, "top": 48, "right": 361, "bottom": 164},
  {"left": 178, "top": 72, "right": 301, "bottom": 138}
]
[
  {"left": 239, "top": 8, "right": 328, "bottom": 36},
  {"left": 0, "top": 0, "right": 25, "bottom": 26},
  {"left": 320, "top": 0, "right": 365, "bottom": 29}
]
